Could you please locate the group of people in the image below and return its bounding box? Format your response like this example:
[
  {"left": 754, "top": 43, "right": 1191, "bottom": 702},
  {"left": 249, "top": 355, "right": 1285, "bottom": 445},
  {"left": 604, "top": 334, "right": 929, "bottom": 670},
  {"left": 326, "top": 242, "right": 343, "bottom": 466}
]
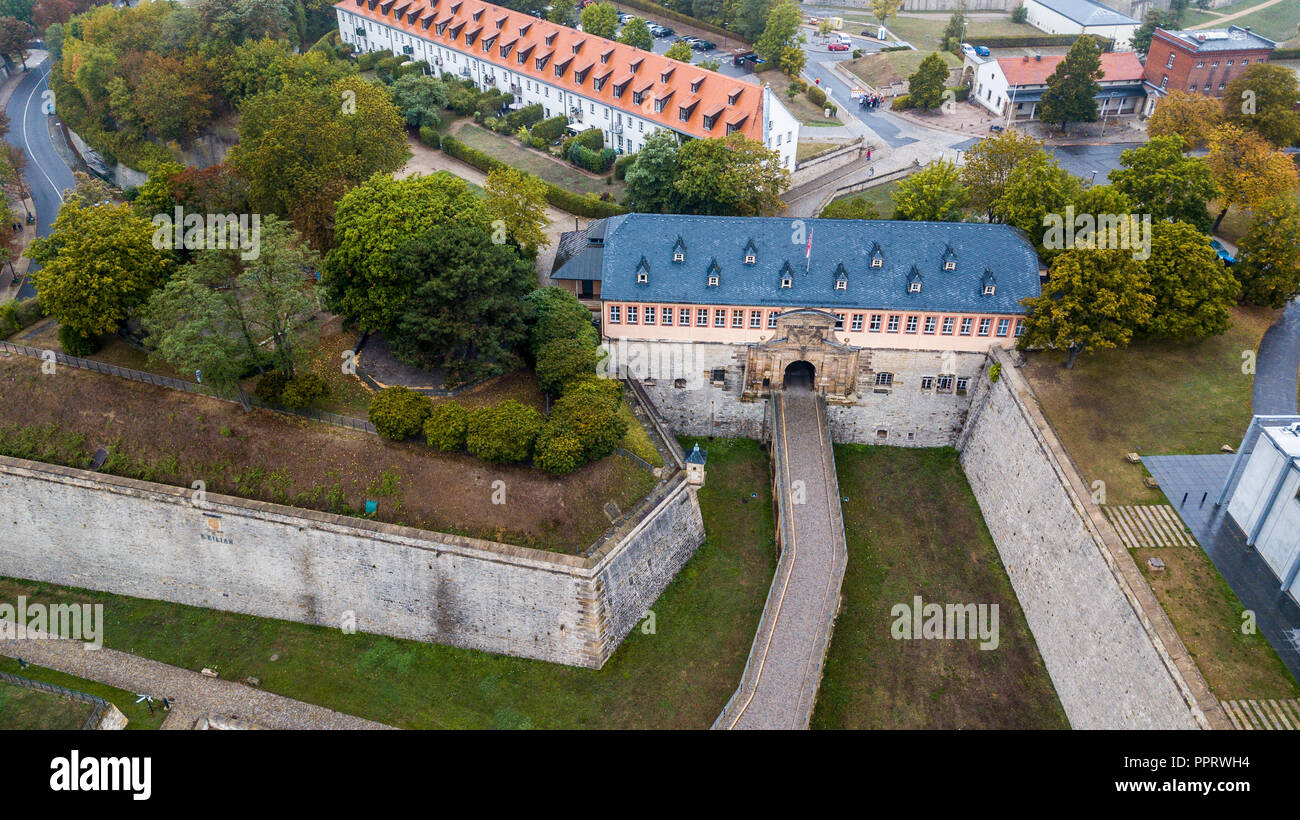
[{"left": 858, "top": 93, "right": 882, "bottom": 110}]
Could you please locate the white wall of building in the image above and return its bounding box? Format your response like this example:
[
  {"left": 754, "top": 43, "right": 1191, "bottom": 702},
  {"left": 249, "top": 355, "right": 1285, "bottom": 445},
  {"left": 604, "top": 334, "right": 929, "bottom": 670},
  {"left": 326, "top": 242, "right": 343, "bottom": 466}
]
[
  {"left": 1228, "top": 426, "right": 1300, "bottom": 601},
  {"left": 1023, "top": 0, "right": 1138, "bottom": 50}
]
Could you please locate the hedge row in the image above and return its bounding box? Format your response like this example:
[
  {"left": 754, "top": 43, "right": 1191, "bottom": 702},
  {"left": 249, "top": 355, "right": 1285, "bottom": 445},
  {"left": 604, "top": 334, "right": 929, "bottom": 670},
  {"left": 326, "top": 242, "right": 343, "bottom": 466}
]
[
  {"left": 441, "top": 136, "right": 626, "bottom": 218},
  {"left": 971, "top": 33, "right": 1107, "bottom": 48},
  {"left": 1274, "top": 47, "right": 1300, "bottom": 60},
  {"left": 614, "top": 0, "right": 746, "bottom": 45}
]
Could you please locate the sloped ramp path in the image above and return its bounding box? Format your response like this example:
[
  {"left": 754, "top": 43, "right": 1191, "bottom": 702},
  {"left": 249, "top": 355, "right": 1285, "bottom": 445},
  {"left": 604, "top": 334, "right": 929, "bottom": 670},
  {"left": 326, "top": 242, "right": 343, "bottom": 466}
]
[{"left": 713, "top": 389, "right": 848, "bottom": 730}]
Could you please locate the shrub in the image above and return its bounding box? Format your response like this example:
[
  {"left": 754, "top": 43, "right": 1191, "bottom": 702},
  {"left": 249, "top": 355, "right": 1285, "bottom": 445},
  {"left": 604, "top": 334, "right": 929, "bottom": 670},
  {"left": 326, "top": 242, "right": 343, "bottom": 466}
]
[
  {"left": 357, "top": 51, "right": 381, "bottom": 71},
  {"left": 533, "top": 430, "right": 586, "bottom": 474},
  {"left": 807, "top": 85, "right": 827, "bottom": 108},
  {"left": 568, "top": 143, "right": 616, "bottom": 173},
  {"left": 1012, "top": 3, "right": 1027, "bottom": 22},
  {"left": 954, "top": 86, "right": 970, "bottom": 102},
  {"left": 424, "top": 401, "right": 469, "bottom": 451},
  {"left": 280, "top": 374, "right": 330, "bottom": 409},
  {"left": 536, "top": 337, "right": 600, "bottom": 394},
  {"left": 534, "top": 379, "right": 627, "bottom": 474},
  {"left": 530, "top": 115, "right": 569, "bottom": 144},
  {"left": 891, "top": 94, "right": 912, "bottom": 110},
  {"left": 418, "top": 125, "right": 440, "bottom": 148},
  {"left": 57, "top": 325, "right": 98, "bottom": 357},
  {"left": 571, "top": 128, "right": 604, "bottom": 152},
  {"left": 852, "top": 48, "right": 863, "bottom": 59},
  {"left": 505, "top": 103, "right": 544, "bottom": 131},
  {"left": 254, "top": 371, "right": 290, "bottom": 404},
  {"left": 0, "top": 298, "right": 43, "bottom": 337},
  {"left": 368, "top": 386, "right": 432, "bottom": 440},
  {"left": 466, "top": 399, "right": 543, "bottom": 463},
  {"left": 614, "top": 153, "right": 637, "bottom": 181}
]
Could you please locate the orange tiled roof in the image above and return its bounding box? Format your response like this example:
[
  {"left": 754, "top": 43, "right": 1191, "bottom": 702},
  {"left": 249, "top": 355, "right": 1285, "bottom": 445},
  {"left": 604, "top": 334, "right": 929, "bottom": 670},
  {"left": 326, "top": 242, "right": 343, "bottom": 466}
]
[
  {"left": 338, "top": 0, "right": 767, "bottom": 142},
  {"left": 996, "top": 51, "right": 1144, "bottom": 87}
]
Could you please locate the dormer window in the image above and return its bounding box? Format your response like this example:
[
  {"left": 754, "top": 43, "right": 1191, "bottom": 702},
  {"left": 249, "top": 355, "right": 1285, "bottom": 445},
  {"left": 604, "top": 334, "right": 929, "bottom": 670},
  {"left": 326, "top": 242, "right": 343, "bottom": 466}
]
[
  {"left": 471, "top": 8, "right": 482, "bottom": 20},
  {"left": 545, "top": 31, "right": 557, "bottom": 45},
  {"left": 707, "top": 275, "right": 719, "bottom": 287},
  {"left": 672, "top": 237, "right": 686, "bottom": 262},
  {"left": 944, "top": 260, "right": 956, "bottom": 271},
  {"left": 981, "top": 269, "right": 996, "bottom": 296},
  {"left": 781, "top": 277, "right": 793, "bottom": 288},
  {"left": 449, "top": 21, "right": 464, "bottom": 39},
  {"left": 908, "top": 266, "right": 923, "bottom": 293},
  {"left": 636, "top": 257, "right": 650, "bottom": 284},
  {"left": 835, "top": 279, "right": 848, "bottom": 290},
  {"left": 572, "top": 39, "right": 584, "bottom": 54},
  {"left": 909, "top": 282, "right": 922, "bottom": 293},
  {"left": 495, "top": 15, "right": 507, "bottom": 29},
  {"left": 601, "top": 47, "right": 614, "bottom": 64},
  {"left": 869, "top": 241, "right": 883, "bottom": 268},
  {"left": 745, "top": 254, "right": 756, "bottom": 264},
  {"left": 630, "top": 57, "right": 643, "bottom": 73},
  {"left": 872, "top": 258, "right": 883, "bottom": 268},
  {"left": 690, "top": 75, "right": 704, "bottom": 93},
  {"left": 727, "top": 86, "right": 741, "bottom": 105},
  {"left": 941, "top": 244, "right": 957, "bottom": 271},
  {"left": 660, "top": 66, "right": 674, "bottom": 83},
  {"left": 518, "top": 22, "right": 531, "bottom": 36},
  {"left": 706, "top": 259, "right": 721, "bottom": 286},
  {"left": 983, "top": 285, "right": 996, "bottom": 296}
]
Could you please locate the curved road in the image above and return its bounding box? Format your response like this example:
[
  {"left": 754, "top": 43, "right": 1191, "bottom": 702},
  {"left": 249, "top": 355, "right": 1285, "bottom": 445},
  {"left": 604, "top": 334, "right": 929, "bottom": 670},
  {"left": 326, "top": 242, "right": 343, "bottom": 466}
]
[
  {"left": 4, "top": 55, "right": 76, "bottom": 300},
  {"left": 1253, "top": 299, "right": 1300, "bottom": 416}
]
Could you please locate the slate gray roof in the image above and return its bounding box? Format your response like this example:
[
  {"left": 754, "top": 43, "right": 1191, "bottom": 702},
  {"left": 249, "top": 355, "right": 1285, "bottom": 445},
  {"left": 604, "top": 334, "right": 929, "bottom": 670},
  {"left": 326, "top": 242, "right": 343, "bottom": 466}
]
[
  {"left": 558, "top": 214, "right": 1041, "bottom": 315},
  {"left": 1030, "top": 0, "right": 1137, "bottom": 27},
  {"left": 1157, "top": 25, "right": 1277, "bottom": 53}
]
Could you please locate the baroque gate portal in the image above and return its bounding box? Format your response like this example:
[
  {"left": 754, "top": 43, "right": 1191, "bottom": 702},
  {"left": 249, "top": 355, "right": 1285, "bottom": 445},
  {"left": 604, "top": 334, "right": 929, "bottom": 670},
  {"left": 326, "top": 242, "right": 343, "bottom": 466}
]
[{"left": 744, "top": 309, "right": 860, "bottom": 398}]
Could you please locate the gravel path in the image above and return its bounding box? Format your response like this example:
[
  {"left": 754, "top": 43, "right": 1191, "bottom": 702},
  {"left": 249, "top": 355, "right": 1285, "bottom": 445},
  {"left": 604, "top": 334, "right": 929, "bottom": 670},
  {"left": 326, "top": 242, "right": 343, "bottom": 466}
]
[
  {"left": 0, "top": 624, "right": 392, "bottom": 730},
  {"left": 716, "top": 389, "right": 848, "bottom": 730}
]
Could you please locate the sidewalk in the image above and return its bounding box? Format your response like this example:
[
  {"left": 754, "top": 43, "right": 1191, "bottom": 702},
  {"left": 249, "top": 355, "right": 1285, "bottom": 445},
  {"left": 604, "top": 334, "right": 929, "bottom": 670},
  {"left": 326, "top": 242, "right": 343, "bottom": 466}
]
[
  {"left": 0, "top": 623, "right": 394, "bottom": 730},
  {"left": 0, "top": 52, "right": 45, "bottom": 304}
]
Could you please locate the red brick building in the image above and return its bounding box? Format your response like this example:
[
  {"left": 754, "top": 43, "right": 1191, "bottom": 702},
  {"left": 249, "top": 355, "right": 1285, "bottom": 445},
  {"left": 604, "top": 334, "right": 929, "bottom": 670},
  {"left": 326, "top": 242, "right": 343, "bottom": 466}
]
[{"left": 1142, "top": 24, "right": 1277, "bottom": 115}]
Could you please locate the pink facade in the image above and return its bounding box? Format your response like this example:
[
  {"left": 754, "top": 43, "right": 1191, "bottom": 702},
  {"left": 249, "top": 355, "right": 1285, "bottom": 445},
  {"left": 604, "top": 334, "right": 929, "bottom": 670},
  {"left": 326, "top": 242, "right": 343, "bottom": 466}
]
[{"left": 601, "top": 301, "right": 1024, "bottom": 352}]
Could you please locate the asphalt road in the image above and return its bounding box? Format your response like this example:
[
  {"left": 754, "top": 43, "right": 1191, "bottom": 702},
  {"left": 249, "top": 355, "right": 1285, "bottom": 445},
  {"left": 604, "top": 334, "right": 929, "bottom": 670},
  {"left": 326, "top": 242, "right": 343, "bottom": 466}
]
[{"left": 5, "top": 56, "right": 75, "bottom": 300}]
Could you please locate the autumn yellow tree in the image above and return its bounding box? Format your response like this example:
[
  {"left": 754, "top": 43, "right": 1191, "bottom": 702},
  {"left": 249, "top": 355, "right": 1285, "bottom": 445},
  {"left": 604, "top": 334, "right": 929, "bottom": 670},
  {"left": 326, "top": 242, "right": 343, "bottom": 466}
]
[
  {"left": 1146, "top": 90, "right": 1222, "bottom": 149},
  {"left": 1206, "top": 123, "right": 1299, "bottom": 231}
]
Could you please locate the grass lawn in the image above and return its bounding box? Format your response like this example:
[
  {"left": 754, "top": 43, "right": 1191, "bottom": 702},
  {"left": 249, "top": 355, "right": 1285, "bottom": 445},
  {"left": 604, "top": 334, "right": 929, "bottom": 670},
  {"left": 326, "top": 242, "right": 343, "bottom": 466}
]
[
  {"left": 0, "top": 679, "right": 92, "bottom": 729},
  {"left": 873, "top": 14, "right": 1043, "bottom": 51},
  {"left": 823, "top": 180, "right": 901, "bottom": 217},
  {"left": 1134, "top": 545, "right": 1300, "bottom": 699},
  {"left": 796, "top": 139, "right": 852, "bottom": 163},
  {"left": 844, "top": 49, "right": 962, "bottom": 90},
  {"left": 757, "top": 71, "right": 843, "bottom": 125},
  {"left": 1021, "top": 305, "right": 1279, "bottom": 506},
  {"left": 452, "top": 122, "right": 627, "bottom": 200},
  {"left": 813, "top": 445, "right": 1066, "bottom": 729},
  {"left": 0, "top": 355, "right": 654, "bottom": 552},
  {"left": 0, "top": 659, "right": 169, "bottom": 729},
  {"left": 1184, "top": 0, "right": 1300, "bottom": 44},
  {"left": 14, "top": 318, "right": 185, "bottom": 381},
  {"left": 0, "top": 437, "right": 775, "bottom": 729}
]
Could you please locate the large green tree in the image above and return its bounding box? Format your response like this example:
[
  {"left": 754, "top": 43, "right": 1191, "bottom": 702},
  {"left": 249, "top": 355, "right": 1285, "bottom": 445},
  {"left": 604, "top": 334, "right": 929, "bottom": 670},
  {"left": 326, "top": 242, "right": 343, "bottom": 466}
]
[
  {"left": 1140, "top": 220, "right": 1239, "bottom": 340},
  {"left": 624, "top": 130, "right": 681, "bottom": 213},
  {"left": 728, "top": 0, "right": 772, "bottom": 42},
  {"left": 1037, "top": 35, "right": 1103, "bottom": 131},
  {"left": 673, "top": 132, "right": 789, "bottom": 216},
  {"left": 1223, "top": 63, "right": 1300, "bottom": 148},
  {"left": 484, "top": 166, "right": 550, "bottom": 257},
  {"left": 664, "top": 39, "right": 693, "bottom": 62},
  {"left": 992, "top": 151, "right": 1082, "bottom": 257},
  {"left": 755, "top": 0, "right": 801, "bottom": 66},
  {"left": 389, "top": 73, "right": 448, "bottom": 129},
  {"left": 960, "top": 129, "right": 1043, "bottom": 221},
  {"left": 1236, "top": 195, "right": 1300, "bottom": 309},
  {"left": 1109, "top": 136, "right": 1219, "bottom": 233},
  {"left": 27, "top": 200, "right": 174, "bottom": 343},
  {"left": 1019, "top": 248, "right": 1154, "bottom": 368},
  {"left": 906, "top": 52, "right": 949, "bottom": 111},
  {"left": 579, "top": 1, "right": 618, "bottom": 38},
  {"left": 891, "top": 160, "right": 968, "bottom": 221},
  {"left": 228, "top": 76, "right": 409, "bottom": 250},
  {"left": 390, "top": 223, "right": 536, "bottom": 385},
  {"left": 323, "top": 173, "right": 488, "bottom": 335},
  {"left": 618, "top": 16, "right": 653, "bottom": 50}
]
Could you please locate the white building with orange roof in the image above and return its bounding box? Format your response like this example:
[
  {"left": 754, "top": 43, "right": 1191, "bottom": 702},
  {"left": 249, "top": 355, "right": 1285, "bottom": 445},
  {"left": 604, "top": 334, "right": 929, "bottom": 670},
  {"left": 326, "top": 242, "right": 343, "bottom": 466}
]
[
  {"left": 969, "top": 50, "right": 1146, "bottom": 121},
  {"left": 334, "top": 0, "right": 800, "bottom": 169}
]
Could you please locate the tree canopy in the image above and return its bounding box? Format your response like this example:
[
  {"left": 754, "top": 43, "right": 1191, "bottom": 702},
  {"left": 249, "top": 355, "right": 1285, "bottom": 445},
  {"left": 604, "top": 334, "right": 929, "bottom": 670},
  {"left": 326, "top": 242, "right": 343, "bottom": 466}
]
[
  {"left": 1037, "top": 36, "right": 1102, "bottom": 130},
  {"left": 891, "top": 160, "right": 968, "bottom": 221},
  {"left": 1109, "top": 136, "right": 1219, "bottom": 233}
]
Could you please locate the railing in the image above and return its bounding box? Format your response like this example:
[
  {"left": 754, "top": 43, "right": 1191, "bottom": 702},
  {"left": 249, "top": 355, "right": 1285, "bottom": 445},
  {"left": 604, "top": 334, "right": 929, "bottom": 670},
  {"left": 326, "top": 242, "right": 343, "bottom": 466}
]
[{"left": 0, "top": 670, "right": 109, "bottom": 730}]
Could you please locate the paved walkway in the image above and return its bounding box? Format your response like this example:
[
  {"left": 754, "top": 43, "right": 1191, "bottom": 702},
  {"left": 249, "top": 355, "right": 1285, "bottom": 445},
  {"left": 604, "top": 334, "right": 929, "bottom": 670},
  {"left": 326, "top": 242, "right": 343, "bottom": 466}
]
[
  {"left": 0, "top": 624, "right": 392, "bottom": 730},
  {"left": 1253, "top": 299, "right": 1300, "bottom": 416},
  {"left": 714, "top": 389, "right": 847, "bottom": 729},
  {"left": 1221, "top": 698, "right": 1300, "bottom": 729}
]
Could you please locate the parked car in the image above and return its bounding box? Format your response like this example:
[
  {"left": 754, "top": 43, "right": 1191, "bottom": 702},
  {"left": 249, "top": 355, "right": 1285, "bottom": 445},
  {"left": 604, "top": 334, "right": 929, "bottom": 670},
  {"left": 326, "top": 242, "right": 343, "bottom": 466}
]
[
  {"left": 1210, "top": 239, "right": 1237, "bottom": 265},
  {"left": 693, "top": 39, "right": 717, "bottom": 50},
  {"left": 618, "top": 12, "right": 633, "bottom": 22},
  {"left": 960, "top": 42, "right": 976, "bottom": 57},
  {"left": 828, "top": 41, "right": 850, "bottom": 51},
  {"left": 974, "top": 45, "right": 991, "bottom": 57}
]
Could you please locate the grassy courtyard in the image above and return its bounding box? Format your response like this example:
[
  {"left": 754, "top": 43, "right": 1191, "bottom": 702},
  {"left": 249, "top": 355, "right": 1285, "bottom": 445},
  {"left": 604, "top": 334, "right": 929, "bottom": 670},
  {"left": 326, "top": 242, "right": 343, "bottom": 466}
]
[
  {"left": 869, "top": 13, "right": 1043, "bottom": 51},
  {"left": 0, "top": 437, "right": 775, "bottom": 729},
  {"left": 0, "top": 659, "right": 168, "bottom": 730},
  {"left": 823, "top": 180, "right": 902, "bottom": 218},
  {"left": 813, "top": 446, "right": 1067, "bottom": 730},
  {"left": 844, "top": 49, "right": 962, "bottom": 90},
  {"left": 451, "top": 121, "right": 627, "bottom": 200}
]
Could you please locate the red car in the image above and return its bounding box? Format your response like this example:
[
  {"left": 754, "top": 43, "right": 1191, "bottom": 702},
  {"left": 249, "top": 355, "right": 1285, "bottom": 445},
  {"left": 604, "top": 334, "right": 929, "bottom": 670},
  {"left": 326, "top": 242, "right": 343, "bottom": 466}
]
[{"left": 828, "top": 41, "right": 850, "bottom": 51}]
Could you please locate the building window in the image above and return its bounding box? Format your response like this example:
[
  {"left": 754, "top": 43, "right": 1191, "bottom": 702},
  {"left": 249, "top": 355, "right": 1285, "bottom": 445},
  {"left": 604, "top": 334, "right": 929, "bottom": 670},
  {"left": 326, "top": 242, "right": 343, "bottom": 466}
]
[
  {"left": 905, "top": 316, "right": 918, "bottom": 333},
  {"left": 923, "top": 316, "right": 937, "bottom": 334},
  {"left": 662, "top": 307, "right": 673, "bottom": 326},
  {"left": 956, "top": 377, "right": 970, "bottom": 395},
  {"left": 767, "top": 311, "right": 779, "bottom": 329},
  {"left": 834, "top": 313, "right": 845, "bottom": 330},
  {"left": 943, "top": 261, "right": 956, "bottom": 271},
  {"left": 871, "top": 258, "right": 883, "bottom": 268},
  {"left": 780, "top": 277, "right": 792, "bottom": 288},
  {"left": 714, "top": 309, "right": 726, "bottom": 327},
  {"left": 627, "top": 305, "right": 639, "bottom": 324},
  {"left": 936, "top": 375, "right": 954, "bottom": 392},
  {"left": 978, "top": 318, "right": 991, "bottom": 336},
  {"left": 836, "top": 279, "right": 848, "bottom": 291},
  {"left": 644, "top": 306, "right": 656, "bottom": 324},
  {"left": 959, "top": 317, "right": 973, "bottom": 335},
  {"left": 1160, "top": 75, "right": 1168, "bottom": 90},
  {"left": 673, "top": 252, "right": 685, "bottom": 262},
  {"left": 983, "top": 284, "right": 996, "bottom": 296},
  {"left": 876, "top": 429, "right": 888, "bottom": 439},
  {"left": 636, "top": 272, "right": 648, "bottom": 284},
  {"left": 875, "top": 372, "right": 893, "bottom": 388},
  {"left": 851, "top": 314, "right": 864, "bottom": 332},
  {"left": 1165, "top": 52, "right": 1175, "bottom": 69},
  {"left": 920, "top": 376, "right": 934, "bottom": 390},
  {"left": 609, "top": 305, "right": 621, "bottom": 323},
  {"left": 869, "top": 314, "right": 882, "bottom": 333},
  {"left": 744, "top": 254, "right": 756, "bottom": 264},
  {"left": 731, "top": 309, "right": 744, "bottom": 328},
  {"left": 676, "top": 307, "right": 688, "bottom": 325},
  {"left": 996, "top": 318, "right": 1010, "bottom": 337},
  {"left": 887, "top": 315, "right": 900, "bottom": 333},
  {"left": 748, "top": 310, "right": 761, "bottom": 328},
  {"left": 941, "top": 317, "right": 954, "bottom": 335},
  {"left": 1014, "top": 319, "right": 1025, "bottom": 337},
  {"left": 696, "top": 308, "right": 708, "bottom": 326},
  {"left": 707, "top": 275, "right": 719, "bottom": 287}
]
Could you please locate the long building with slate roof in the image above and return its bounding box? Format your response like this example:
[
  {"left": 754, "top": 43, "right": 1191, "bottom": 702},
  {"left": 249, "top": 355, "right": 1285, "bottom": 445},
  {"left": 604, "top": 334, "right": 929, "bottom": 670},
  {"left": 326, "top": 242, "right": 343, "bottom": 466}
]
[{"left": 553, "top": 214, "right": 1042, "bottom": 354}]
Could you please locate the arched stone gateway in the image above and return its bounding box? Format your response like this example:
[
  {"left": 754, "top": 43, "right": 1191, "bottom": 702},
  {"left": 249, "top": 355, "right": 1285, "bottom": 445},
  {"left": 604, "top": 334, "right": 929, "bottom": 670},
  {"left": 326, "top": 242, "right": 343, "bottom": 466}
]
[
  {"left": 784, "top": 360, "right": 815, "bottom": 390},
  {"left": 744, "top": 309, "right": 861, "bottom": 399}
]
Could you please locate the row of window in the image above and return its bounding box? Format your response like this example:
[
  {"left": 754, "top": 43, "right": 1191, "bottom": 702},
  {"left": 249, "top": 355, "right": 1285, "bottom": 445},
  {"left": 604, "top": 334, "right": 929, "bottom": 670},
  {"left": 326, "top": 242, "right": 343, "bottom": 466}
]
[
  {"left": 1164, "top": 51, "right": 1254, "bottom": 71},
  {"left": 874, "top": 373, "right": 970, "bottom": 393},
  {"left": 606, "top": 305, "right": 1023, "bottom": 337}
]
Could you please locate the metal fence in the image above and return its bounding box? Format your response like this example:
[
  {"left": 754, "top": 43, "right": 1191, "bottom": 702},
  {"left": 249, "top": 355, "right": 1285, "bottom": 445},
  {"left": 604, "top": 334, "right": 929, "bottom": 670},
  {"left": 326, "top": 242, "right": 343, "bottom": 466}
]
[
  {"left": 0, "top": 670, "right": 109, "bottom": 730},
  {"left": 0, "top": 340, "right": 377, "bottom": 435}
]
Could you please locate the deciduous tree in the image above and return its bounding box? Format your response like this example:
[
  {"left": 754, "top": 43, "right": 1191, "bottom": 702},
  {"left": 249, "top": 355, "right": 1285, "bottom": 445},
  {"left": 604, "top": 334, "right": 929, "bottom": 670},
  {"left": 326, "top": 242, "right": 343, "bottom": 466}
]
[
  {"left": 906, "top": 52, "right": 949, "bottom": 110},
  {"left": 1145, "top": 90, "right": 1221, "bottom": 149},
  {"left": 1109, "top": 135, "right": 1219, "bottom": 233},
  {"left": 1140, "top": 220, "right": 1239, "bottom": 340},
  {"left": 960, "top": 129, "right": 1043, "bottom": 221},
  {"left": 1236, "top": 195, "right": 1300, "bottom": 308},
  {"left": 1205, "top": 123, "right": 1299, "bottom": 231},
  {"left": 579, "top": 1, "right": 618, "bottom": 38},
  {"left": 1037, "top": 35, "right": 1102, "bottom": 131},
  {"left": 755, "top": 0, "right": 802, "bottom": 68},
  {"left": 1223, "top": 63, "right": 1300, "bottom": 148},
  {"left": 891, "top": 159, "right": 968, "bottom": 221},
  {"left": 673, "top": 132, "right": 789, "bottom": 216},
  {"left": 484, "top": 165, "right": 550, "bottom": 257},
  {"left": 618, "top": 16, "right": 653, "bottom": 50},
  {"left": 623, "top": 130, "right": 681, "bottom": 213}
]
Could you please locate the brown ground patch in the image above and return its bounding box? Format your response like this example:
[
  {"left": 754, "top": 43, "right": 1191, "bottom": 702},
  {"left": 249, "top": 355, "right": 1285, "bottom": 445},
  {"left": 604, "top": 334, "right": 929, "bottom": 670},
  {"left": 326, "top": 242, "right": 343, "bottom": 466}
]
[{"left": 0, "top": 354, "right": 653, "bottom": 552}]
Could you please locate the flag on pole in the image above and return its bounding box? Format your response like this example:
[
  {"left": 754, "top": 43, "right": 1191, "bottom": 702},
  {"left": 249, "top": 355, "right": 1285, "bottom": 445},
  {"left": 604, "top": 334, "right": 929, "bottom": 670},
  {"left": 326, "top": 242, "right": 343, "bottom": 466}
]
[{"left": 805, "top": 227, "right": 813, "bottom": 273}]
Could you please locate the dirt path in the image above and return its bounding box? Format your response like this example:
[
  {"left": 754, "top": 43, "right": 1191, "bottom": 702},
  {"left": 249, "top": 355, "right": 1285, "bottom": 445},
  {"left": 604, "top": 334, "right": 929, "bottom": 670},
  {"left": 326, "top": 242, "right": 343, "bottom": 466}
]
[
  {"left": 0, "top": 624, "right": 393, "bottom": 730},
  {"left": 1187, "top": 0, "right": 1282, "bottom": 29},
  {"left": 396, "top": 136, "right": 585, "bottom": 284}
]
